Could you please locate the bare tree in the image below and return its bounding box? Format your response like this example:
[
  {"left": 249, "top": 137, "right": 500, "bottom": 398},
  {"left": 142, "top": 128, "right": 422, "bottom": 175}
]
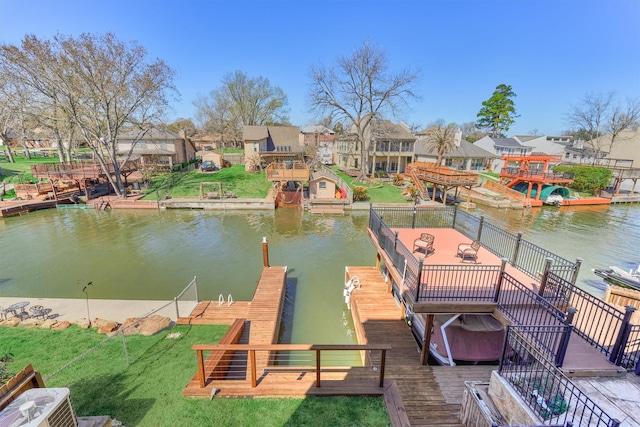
[
  {"left": 308, "top": 41, "right": 419, "bottom": 181},
  {"left": 604, "top": 97, "right": 640, "bottom": 155},
  {"left": 421, "top": 123, "right": 458, "bottom": 167},
  {"left": 566, "top": 92, "right": 614, "bottom": 161},
  {"left": 0, "top": 33, "right": 177, "bottom": 197},
  {"left": 0, "top": 71, "right": 18, "bottom": 163}
]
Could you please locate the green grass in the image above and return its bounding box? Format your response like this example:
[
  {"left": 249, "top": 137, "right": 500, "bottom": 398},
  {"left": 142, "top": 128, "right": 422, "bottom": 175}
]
[
  {"left": 0, "top": 325, "right": 390, "bottom": 426},
  {"left": 0, "top": 155, "right": 57, "bottom": 184},
  {"left": 332, "top": 168, "right": 409, "bottom": 204},
  {"left": 144, "top": 165, "right": 272, "bottom": 200}
]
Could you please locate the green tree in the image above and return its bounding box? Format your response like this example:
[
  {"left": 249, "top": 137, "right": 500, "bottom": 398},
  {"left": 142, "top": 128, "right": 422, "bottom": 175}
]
[
  {"left": 553, "top": 165, "right": 612, "bottom": 195},
  {"left": 476, "top": 84, "right": 519, "bottom": 138},
  {"left": 421, "top": 123, "right": 459, "bottom": 167}
]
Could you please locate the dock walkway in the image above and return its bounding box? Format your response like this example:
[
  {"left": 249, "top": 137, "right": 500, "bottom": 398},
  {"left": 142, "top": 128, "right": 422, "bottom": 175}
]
[{"left": 348, "top": 266, "right": 494, "bottom": 427}]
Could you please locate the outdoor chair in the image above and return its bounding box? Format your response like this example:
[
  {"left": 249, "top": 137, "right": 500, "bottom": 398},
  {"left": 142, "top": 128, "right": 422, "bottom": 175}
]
[
  {"left": 457, "top": 240, "right": 481, "bottom": 263},
  {"left": 413, "top": 233, "right": 435, "bottom": 256}
]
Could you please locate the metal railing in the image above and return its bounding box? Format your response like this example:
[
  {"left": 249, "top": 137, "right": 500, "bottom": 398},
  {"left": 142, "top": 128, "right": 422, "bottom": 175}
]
[
  {"left": 544, "top": 272, "right": 640, "bottom": 368},
  {"left": 499, "top": 327, "right": 621, "bottom": 427},
  {"left": 418, "top": 264, "right": 502, "bottom": 301},
  {"left": 615, "top": 323, "right": 640, "bottom": 370},
  {"left": 496, "top": 273, "right": 568, "bottom": 329},
  {"left": 370, "top": 206, "right": 581, "bottom": 284}
]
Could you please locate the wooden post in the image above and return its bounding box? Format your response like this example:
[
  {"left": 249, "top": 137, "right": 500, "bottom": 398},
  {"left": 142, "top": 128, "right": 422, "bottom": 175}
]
[
  {"left": 250, "top": 350, "right": 257, "bottom": 388},
  {"left": 197, "top": 350, "right": 205, "bottom": 388},
  {"left": 420, "top": 314, "right": 434, "bottom": 365},
  {"left": 262, "top": 237, "right": 269, "bottom": 268},
  {"left": 316, "top": 349, "right": 321, "bottom": 388},
  {"left": 476, "top": 216, "right": 484, "bottom": 242}
]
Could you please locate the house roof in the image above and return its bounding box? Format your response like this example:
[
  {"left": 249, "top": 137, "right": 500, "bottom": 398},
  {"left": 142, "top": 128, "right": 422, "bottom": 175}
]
[
  {"left": 243, "top": 126, "right": 269, "bottom": 141},
  {"left": 118, "top": 128, "right": 182, "bottom": 140},
  {"left": 514, "top": 135, "right": 538, "bottom": 143},
  {"left": 414, "top": 139, "right": 495, "bottom": 158},
  {"left": 491, "top": 138, "right": 527, "bottom": 148},
  {"left": 370, "top": 119, "right": 415, "bottom": 140},
  {"left": 265, "top": 126, "right": 301, "bottom": 146},
  {"left": 302, "top": 125, "right": 334, "bottom": 135}
]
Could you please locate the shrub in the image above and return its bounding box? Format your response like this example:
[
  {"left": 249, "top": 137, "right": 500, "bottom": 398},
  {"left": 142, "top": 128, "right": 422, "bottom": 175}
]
[
  {"left": 353, "top": 186, "right": 369, "bottom": 201},
  {"left": 552, "top": 165, "right": 612, "bottom": 195},
  {"left": 393, "top": 174, "right": 405, "bottom": 186}
]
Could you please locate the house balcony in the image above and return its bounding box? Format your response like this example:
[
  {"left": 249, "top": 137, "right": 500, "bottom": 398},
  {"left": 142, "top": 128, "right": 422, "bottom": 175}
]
[{"left": 408, "top": 162, "right": 478, "bottom": 186}]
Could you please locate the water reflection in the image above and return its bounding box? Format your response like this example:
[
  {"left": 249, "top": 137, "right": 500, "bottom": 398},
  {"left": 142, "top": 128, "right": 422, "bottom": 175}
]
[
  {"left": 475, "top": 204, "right": 639, "bottom": 296},
  {"left": 0, "top": 208, "right": 375, "bottom": 346}
]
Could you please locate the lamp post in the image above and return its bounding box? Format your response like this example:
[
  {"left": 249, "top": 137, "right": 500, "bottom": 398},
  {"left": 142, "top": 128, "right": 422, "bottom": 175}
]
[{"left": 82, "top": 282, "right": 93, "bottom": 326}]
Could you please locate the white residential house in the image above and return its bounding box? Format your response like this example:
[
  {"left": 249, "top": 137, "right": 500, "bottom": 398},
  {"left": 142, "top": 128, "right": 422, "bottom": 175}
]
[
  {"left": 414, "top": 132, "right": 495, "bottom": 171},
  {"left": 474, "top": 136, "right": 534, "bottom": 172}
]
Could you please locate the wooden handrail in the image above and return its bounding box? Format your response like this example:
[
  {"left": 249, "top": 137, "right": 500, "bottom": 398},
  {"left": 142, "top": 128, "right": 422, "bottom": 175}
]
[
  {"left": 192, "top": 343, "right": 391, "bottom": 351},
  {"left": 192, "top": 343, "right": 391, "bottom": 389}
]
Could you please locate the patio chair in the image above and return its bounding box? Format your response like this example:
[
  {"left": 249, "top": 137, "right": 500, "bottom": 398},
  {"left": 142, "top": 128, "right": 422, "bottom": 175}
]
[
  {"left": 413, "top": 233, "right": 435, "bottom": 256},
  {"left": 457, "top": 240, "right": 481, "bottom": 263}
]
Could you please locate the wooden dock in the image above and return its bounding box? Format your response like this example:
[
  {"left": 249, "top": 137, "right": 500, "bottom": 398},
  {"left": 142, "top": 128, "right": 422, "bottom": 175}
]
[
  {"left": 0, "top": 200, "right": 58, "bottom": 217},
  {"left": 348, "top": 266, "right": 495, "bottom": 427}
]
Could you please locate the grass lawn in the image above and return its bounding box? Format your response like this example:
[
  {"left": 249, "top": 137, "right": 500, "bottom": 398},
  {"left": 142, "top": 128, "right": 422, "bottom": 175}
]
[
  {"left": 332, "top": 169, "right": 409, "bottom": 204},
  {"left": 0, "top": 325, "right": 390, "bottom": 427},
  {"left": 0, "top": 155, "right": 57, "bottom": 184},
  {"left": 144, "top": 165, "right": 272, "bottom": 200}
]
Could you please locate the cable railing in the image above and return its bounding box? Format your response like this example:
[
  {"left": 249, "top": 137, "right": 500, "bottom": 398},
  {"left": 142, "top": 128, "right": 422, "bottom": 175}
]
[
  {"left": 191, "top": 343, "right": 391, "bottom": 390},
  {"left": 499, "top": 327, "right": 622, "bottom": 427}
]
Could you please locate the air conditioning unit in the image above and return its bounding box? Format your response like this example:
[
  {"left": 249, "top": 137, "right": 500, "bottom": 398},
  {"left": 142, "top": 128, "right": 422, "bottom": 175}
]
[{"left": 0, "top": 387, "right": 77, "bottom": 427}]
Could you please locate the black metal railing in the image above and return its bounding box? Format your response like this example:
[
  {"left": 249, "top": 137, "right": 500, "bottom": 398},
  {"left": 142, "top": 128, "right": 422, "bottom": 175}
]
[
  {"left": 545, "top": 273, "right": 631, "bottom": 359},
  {"left": 616, "top": 323, "right": 640, "bottom": 370},
  {"left": 499, "top": 327, "right": 621, "bottom": 427},
  {"left": 417, "top": 264, "right": 502, "bottom": 301},
  {"left": 504, "top": 325, "right": 573, "bottom": 369},
  {"left": 371, "top": 206, "right": 580, "bottom": 284},
  {"left": 496, "top": 273, "right": 568, "bottom": 329}
]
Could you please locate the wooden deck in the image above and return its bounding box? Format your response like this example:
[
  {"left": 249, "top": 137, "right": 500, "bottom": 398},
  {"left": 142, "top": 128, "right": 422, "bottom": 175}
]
[
  {"left": 348, "top": 266, "right": 495, "bottom": 427},
  {"left": 377, "top": 227, "right": 624, "bottom": 377}
]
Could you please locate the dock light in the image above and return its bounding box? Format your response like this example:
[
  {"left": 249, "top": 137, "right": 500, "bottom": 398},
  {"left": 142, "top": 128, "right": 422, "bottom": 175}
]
[{"left": 82, "top": 281, "right": 93, "bottom": 326}]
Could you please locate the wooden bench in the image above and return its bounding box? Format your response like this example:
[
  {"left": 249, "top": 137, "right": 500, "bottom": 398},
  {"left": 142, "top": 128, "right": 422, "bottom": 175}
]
[{"left": 206, "top": 318, "right": 246, "bottom": 380}]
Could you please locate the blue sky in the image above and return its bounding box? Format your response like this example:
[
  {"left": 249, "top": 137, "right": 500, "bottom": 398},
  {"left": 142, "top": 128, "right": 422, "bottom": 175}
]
[{"left": 1, "top": 0, "right": 639, "bottom": 135}]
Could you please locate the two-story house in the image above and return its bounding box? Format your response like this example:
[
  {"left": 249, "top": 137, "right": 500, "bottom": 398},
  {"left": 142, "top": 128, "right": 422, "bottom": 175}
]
[
  {"left": 301, "top": 125, "right": 335, "bottom": 165},
  {"left": 116, "top": 128, "right": 196, "bottom": 170},
  {"left": 335, "top": 119, "right": 416, "bottom": 174},
  {"left": 243, "top": 125, "right": 303, "bottom": 170},
  {"left": 474, "top": 136, "right": 534, "bottom": 172}
]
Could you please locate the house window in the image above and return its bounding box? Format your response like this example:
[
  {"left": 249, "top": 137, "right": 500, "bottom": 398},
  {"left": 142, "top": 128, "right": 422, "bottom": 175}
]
[
  {"left": 319, "top": 181, "right": 326, "bottom": 189},
  {"left": 160, "top": 141, "right": 167, "bottom": 150},
  {"left": 259, "top": 141, "right": 267, "bottom": 151},
  {"left": 470, "top": 158, "right": 483, "bottom": 170},
  {"left": 254, "top": 143, "right": 258, "bottom": 152},
  {"left": 137, "top": 141, "right": 147, "bottom": 149},
  {"left": 445, "top": 159, "right": 454, "bottom": 167}
]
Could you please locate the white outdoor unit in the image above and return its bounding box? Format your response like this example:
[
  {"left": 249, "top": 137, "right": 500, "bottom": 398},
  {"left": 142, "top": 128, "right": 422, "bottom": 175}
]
[{"left": 0, "top": 388, "right": 77, "bottom": 427}]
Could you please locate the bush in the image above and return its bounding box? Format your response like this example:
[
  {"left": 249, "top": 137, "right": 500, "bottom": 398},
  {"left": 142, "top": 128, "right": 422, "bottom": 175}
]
[
  {"left": 353, "top": 186, "right": 369, "bottom": 201},
  {"left": 393, "top": 174, "right": 405, "bottom": 186},
  {"left": 553, "top": 165, "right": 612, "bottom": 195}
]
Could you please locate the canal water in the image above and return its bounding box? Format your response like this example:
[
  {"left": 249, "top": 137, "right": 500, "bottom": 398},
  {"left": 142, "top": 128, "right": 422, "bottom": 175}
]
[{"left": 0, "top": 204, "right": 638, "bottom": 344}]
